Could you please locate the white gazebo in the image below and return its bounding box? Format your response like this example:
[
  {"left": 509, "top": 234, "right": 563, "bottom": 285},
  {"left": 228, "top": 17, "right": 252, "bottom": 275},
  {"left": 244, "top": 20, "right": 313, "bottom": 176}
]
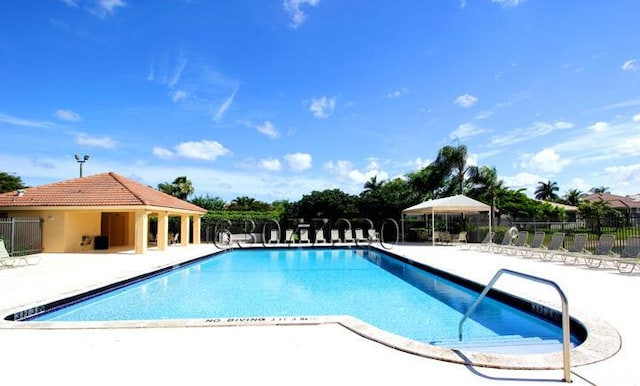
[{"left": 402, "top": 194, "right": 491, "bottom": 245}]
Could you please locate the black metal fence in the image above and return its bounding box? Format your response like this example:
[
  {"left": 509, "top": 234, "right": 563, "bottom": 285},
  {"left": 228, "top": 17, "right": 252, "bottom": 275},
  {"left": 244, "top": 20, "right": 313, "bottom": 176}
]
[{"left": 0, "top": 217, "right": 43, "bottom": 256}]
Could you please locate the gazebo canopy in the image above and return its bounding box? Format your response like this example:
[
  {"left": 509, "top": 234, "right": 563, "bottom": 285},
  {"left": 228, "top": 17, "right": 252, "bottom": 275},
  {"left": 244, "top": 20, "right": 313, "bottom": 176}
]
[
  {"left": 402, "top": 194, "right": 491, "bottom": 245},
  {"left": 402, "top": 194, "right": 490, "bottom": 215}
]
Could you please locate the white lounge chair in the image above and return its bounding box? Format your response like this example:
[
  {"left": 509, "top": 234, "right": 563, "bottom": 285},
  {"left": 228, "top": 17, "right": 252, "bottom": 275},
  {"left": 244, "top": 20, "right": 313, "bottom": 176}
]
[
  {"left": 285, "top": 229, "right": 294, "bottom": 243},
  {"left": 299, "top": 228, "right": 310, "bottom": 243},
  {"left": 0, "top": 240, "right": 17, "bottom": 267},
  {"left": 315, "top": 229, "right": 326, "bottom": 243},
  {"left": 354, "top": 228, "right": 367, "bottom": 243},
  {"left": 367, "top": 229, "right": 380, "bottom": 243},
  {"left": 330, "top": 229, "right": 341, "bottom": 243},
  {"left": 612, "top": 236, "right": 640, "bottom": 273},
  {"left": 489, "top": 231, "right": 515, "bottom": 254},
  {"left": 269, "top": 229, "right": 279, "bottom": 244},
  {"left": 343, "top": 229, "right": 354, "bottom": 243},
  {"left": 543, "top": 233, "right": 588, "bottom": 262},
  {"left": 565, "top": 234, "right": 616, "bottom": 267},
  {"left": 500, "top": 231, "right": 529, "bottom": 255},
  {"left": 516, "top": 231, "right": 546, "bottom": 258},
  {"left": 534, "top": 232, "right": 566, "bottom": 260},
  {"left": 465, "top": 231, "right": 495, "bottom": 252}
]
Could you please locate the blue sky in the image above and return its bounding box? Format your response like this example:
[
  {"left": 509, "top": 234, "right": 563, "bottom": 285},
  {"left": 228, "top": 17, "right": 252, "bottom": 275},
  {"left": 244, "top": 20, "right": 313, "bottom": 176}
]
[{"left": 1, "top": 0, "right": 639, "bottom": 202}]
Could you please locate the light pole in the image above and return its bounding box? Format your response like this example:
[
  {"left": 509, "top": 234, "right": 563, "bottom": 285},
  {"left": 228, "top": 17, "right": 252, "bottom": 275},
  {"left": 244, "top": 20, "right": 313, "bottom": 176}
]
[{"left": 74, "top": 154, "right": 90, "bottom": 177}]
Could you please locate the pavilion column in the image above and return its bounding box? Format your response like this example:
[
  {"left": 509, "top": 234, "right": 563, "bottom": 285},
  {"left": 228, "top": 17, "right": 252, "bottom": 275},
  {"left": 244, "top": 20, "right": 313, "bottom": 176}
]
[
  {"left": 134, "top": 210, "right": 148, "bottom": 254},
  {"left": 157, "top": 211, "right": 169, "bottom": 251},
  {"left": 180, "top": 214, "right": 190, "bottom": 246},
  {"left": 193, "top": 215, "right": 201, "bottom": 245}
]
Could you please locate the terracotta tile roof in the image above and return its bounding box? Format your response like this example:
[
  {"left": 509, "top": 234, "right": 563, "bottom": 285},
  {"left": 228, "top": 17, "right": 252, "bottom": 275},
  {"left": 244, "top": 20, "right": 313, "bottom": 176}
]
[
  {"left": 583, "top": 193, "right": 640, "bottom": 209},
  {"left": 0, "top": 172, "right": 207, "bottom": 214}
]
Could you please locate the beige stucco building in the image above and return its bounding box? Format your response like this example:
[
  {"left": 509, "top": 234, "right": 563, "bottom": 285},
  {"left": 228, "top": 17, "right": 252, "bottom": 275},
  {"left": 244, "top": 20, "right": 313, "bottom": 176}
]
[{"left": 0, "top": 172, "right": 207, "bottom": 254}]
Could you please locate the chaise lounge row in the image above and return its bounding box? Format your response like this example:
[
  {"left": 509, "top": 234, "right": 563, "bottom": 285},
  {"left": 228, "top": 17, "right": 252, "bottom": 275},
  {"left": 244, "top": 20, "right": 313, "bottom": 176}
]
[{"left": 461, "top": 230, "right": 640, "bottom": 273}]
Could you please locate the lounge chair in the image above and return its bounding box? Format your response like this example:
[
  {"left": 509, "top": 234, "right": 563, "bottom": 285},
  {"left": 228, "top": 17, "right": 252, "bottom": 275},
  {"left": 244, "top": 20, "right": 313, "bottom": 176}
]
[
  {"left": 489, "top": 231, "right": 516, "bottom": 254},
  {"left": 330, "top": 229, "right": 341, "bottom": 243},
  {"left": 465, "top": 231, "right": 495, "bottom": 251},
  {"left": 0, "top": 240, "right": 17, "bottom": 267},
  {"left": 613, "top": 237, "right": 640, "bottom": 273},
  {"left": 499, "top": 231, "right": 529, "bottom": 255},
  {"left": 367, "top": 229, "right": 380, "bottom": 243},
  {"left": 543, "top": 233, "right": 588, "bottom": 262},
  {"left": 299, "top": 228, "right": 310, "bottom": 243},
  {"left": 354, "top": 228, "right": 368, "bottom": 243},
  {"left": 170, "top": 233, "right": 180, "bottom": 245},
  {"left": 315, "top": 228, "right": 326, "bottom": 243},
  {"left": 455, "top": 231, "right": 467, "bottom": 245},
  {"left": 517, "top": 231, "right": 546, "bottom": 258},
  {"left": 285, "top": 229, "right": 294, "bottom": 243},
  {"left": 343, "top": 229, "right": 355, "bottom": 243},
  {"left": 562, "top": 234, "right": 615, "bottom": 265},
  {"left": 269, "top": 229, "right": 280, "bottom": 244},
  {"left": 535, "top": 232, "right": 566, "bottom": 260}
]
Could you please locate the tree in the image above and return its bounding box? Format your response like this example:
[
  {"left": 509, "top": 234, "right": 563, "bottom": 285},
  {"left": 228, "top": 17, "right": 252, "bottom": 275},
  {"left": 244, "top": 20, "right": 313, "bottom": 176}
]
[
  {"left": 227, "top": 196, "right": 271, "bottom": 211},
  {"left": 563, "top": 189, "right": 584, "bottom": 206},
  {"left": 433, "top": 143, "right": 472, "bottom": 195},
  {"left": 467, "top": 166, "right": 505, "bottom": 223},
  {"left": 0, "top": 172, "right": 26, "bottom": 194},
  {"left": 589, "top": 186, "right": 610, "bottom": 194},
  {"left": 363, "top": 176, "right": 384, "bottom": 194},
  {"left": 190, "top": 194, "right": 225, "bottom": 211},
  {"left": 158, "top": 176, "right": 194, "bottom": 200},
  {"left": 534, "top": 180, "right": 559, "bottom": 201}
]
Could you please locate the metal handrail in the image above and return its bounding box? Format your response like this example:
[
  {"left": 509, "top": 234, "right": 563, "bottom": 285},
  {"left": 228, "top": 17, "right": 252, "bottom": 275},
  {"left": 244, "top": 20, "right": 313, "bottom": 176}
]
[{"left": 458, "top": 268, "right": 572, "bottom": 383}]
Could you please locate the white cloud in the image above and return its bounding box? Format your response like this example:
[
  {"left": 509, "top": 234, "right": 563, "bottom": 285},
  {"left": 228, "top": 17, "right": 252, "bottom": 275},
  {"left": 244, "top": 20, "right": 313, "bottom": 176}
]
[
  {"left": 518, "top": 148, "right": 570, "bottom": 174},
  {"left": 175, "top": 140, "right": 231, "bottom": 161},
  {"left": 284, "top": 152, "right": 312, "bottom": 172},
  {"left": 502, "top": 172, "right": 543, "bottom": 193},
  {"left": 567, "top": 178, "right": 591, "bottom": 193},
  {"left": 454, "top": 93, "right": 478, "bottom": 108},
  {"left": 617, "top": 137, "right": 640, "bottom": 156},
  {"left": 603, "top": 164, "right": 640, "bottom": 188},
  {"left": 309, "top": 96, "right": 336, "bottom": 119},
  {"left": 475, "top": 110, "right": 494, "bottom": 120},
  {"left": 75, "top": 133, "right": 116, "bottom": 149},
  {"left": 0, "top": 113, "right": 55, "bottom": 129},
  {"left": 256, "top": 121, "right": 279, "bottom": 139},
  {"left": 170, "top": 89, "right": 187, "bottom": 103},
  {"left": 153, "top": 146, "right": 174, "bottom": 159},
  {"left": 386, "top": 87, "right": 409, "bottom": 98},
  {"left": 324, "top": 159, "right": 389, "bottom": 187},
  {"left": 259, "top": 158, "right": 282, "bottom": 171},
  {"left": 491, "top": 0, "right": 525, "bottom": 6},
  {"left": 168, "top": 55, "right": 186, "bottom": 89},
  {"left": 55, "top": 109, "right": 82, "bottom": 122},
  {"left": 622, "top": 59, "right": 638, "bottom": 71},
  {"left": 491, "top": 120, "right": 575, "bottom": 147},
  {"left": 449, "top": 123, "right": 490, "bottom": 139},
  {"left": 589, "top": 121, "right": 609, "bottom": 132},
  {"left": 283, "top": 0, "right": 319, "bottom": 28},
  {"left": 215, "top": 87, "right": 239, "bottom": 123},
  {"left": 633, "top": 113, "right": 640, "bottom": 122}
]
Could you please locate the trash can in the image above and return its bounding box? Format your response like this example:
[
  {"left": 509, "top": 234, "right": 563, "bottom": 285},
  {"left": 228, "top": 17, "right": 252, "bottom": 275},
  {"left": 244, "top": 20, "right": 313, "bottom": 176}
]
[{"left": 94, "top": 236, "right": 109, "bottom": 250}]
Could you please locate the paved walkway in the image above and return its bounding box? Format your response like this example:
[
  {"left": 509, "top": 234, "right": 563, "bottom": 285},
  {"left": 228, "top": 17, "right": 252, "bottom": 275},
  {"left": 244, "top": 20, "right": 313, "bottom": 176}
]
[{"left": 0, "top": 243, "right": 637, "bottom": 385}]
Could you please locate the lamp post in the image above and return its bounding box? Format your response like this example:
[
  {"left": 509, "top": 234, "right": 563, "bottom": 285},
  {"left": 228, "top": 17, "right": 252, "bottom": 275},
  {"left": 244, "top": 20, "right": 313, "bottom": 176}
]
[{"left": 74, "top": 154, "right": 89, "bottom": 177}]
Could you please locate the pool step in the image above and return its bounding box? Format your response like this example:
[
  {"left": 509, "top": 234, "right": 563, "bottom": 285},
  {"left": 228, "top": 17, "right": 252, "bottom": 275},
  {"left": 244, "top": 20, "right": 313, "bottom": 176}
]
[{"left": 431, "top": 335, "right": 564, "bottom": 354}]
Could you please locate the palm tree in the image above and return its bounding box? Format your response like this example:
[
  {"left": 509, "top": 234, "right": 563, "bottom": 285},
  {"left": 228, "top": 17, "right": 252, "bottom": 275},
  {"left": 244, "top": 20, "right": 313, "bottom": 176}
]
[
  {"left": 434, "top": 143, "right": 471, "bottom": 195},
  {"left": 467, "top": 165, "right": 505, "bottom": 223},
  {"left": 563, "top": 189, "right": 584, "bottom": 206},
  {"left": 534, "top": 180, "right": 559, "bottom": 201},
  {"left": 589, "top": 186, "right": 610, "bottom": 194},
  {"left": 363, "top": 176, "right": 384, "bottom": 193},
  {"left": 158, "top": 176, "right": 194, "bottom": 200}
]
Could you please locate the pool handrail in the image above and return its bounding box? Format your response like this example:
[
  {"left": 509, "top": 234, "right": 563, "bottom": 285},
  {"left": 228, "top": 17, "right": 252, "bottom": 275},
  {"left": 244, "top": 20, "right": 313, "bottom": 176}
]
[{"left": 457, "top": 268, "right": 571, "bottom": 383}]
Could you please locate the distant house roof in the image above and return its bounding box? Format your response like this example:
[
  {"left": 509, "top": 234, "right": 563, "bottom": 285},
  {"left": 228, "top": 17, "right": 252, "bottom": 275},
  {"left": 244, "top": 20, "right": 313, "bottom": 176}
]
[
  {"left": 542, "top": 201, "right": 578, "bottom": 212},
  {"left": 0, "top": 172, "right": 206, "bottom": 214},
  {"left": 582, "top": 193, "right": 640, "bottom": 209}
]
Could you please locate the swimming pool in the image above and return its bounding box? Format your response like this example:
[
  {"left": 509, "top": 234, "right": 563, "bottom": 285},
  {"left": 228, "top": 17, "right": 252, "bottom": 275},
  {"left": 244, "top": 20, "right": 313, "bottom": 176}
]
[{"left": 16, "top": 247, "right": 584, "bottom": 355}]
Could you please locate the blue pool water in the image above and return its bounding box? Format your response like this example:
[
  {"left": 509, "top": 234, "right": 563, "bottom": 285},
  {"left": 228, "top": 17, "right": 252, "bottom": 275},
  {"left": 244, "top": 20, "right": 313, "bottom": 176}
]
[{"left": 28, "top": 248, "right": 580, "bottom": 353}]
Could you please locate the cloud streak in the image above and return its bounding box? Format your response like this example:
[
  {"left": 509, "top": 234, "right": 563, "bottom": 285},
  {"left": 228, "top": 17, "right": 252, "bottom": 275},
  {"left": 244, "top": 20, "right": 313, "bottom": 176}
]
[
  {"left": 215, "top": 87, "right": 239, "bottom": 123},
  {"left": 283, "top": 0, "right": 319, "bottom": 28}
]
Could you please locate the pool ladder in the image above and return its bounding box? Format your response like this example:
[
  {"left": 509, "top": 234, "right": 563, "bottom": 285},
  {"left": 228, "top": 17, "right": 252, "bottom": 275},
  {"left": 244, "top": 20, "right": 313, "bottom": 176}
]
[{"left": 458, "top": 268, "right": 572, "bottom": 383}]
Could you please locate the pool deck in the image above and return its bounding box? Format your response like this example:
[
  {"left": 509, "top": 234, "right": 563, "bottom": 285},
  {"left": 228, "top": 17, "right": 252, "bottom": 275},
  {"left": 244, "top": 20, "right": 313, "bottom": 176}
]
[{"left": 0, "top": 243, "right": 638, "bottom": 385}]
